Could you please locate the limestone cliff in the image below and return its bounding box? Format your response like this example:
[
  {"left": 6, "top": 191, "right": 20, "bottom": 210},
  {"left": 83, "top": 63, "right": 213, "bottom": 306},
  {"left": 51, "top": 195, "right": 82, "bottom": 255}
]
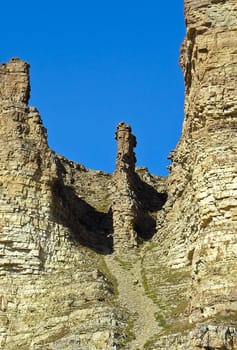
[
  {"left": 0, "top": 58, "right": 165, "bottom": 349},
  {"left": 142, "top": 0, "right": 237, "bottom": 348},
  {"left": 0, "top": 0, "right": 237, "bottom": 349},
  {"left": 0, "top": 58, "right": 123, "bottom": 349}
]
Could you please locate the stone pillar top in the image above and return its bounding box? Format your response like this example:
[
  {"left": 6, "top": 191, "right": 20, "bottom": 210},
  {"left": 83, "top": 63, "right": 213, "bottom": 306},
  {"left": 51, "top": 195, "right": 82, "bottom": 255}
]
[
  {"left": 0, "top": 58, "right": 30, "bottom": 105},
  {"left": 115, "top": 122, "right": 137, "bottom": 173}
]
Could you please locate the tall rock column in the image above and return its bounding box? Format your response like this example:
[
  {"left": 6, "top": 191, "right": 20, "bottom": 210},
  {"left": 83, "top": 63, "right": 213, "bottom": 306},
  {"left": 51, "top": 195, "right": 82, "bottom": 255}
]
[{"left": 112, "top": 122, "right": 139, "bottom": 252}]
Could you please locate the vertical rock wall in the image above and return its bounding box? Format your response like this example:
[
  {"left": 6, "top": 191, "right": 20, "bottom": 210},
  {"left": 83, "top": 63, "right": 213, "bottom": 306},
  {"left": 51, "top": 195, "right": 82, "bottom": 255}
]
[
  {"left": 0, "top": 58, "right": 58, "bottom": 274},
  {"left": 179, "top": 0, "right": 237, "bottom": 324},
  {"left": 142, "top": 1, "right": 237, "bottom": 348}
]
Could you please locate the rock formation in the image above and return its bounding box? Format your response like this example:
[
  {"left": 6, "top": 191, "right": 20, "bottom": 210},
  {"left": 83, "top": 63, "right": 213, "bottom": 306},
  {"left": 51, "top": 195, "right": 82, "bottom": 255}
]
[
  {"left": 0, "top": 58, "right": 123, "bottom": 349},
  {"left": 112, "top": 122, "right": 166, "bottom": 252},
  {"left": 0, "top": 0, "right": 237, "bottom": 348},
  {"left": 0, "top": 58, "right": 164, "bottom": 349},
  {"left": 112, "top": 122, "right": 139, "bottom": 251},
  {"left": 141, "top": 0, "right": 237, "bottom": 348}
]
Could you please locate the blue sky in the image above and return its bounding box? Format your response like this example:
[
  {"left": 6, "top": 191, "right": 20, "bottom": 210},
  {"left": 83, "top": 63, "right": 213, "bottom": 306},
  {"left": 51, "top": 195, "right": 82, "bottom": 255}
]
[{"left": 2, "top": 1, "right": 185, "bottom": 176}]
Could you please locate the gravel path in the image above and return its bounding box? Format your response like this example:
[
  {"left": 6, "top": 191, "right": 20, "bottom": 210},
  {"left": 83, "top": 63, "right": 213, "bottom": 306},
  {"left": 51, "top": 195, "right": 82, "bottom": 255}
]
[{"left": 105, "top": 253, "right": 160, "bottom": 349}]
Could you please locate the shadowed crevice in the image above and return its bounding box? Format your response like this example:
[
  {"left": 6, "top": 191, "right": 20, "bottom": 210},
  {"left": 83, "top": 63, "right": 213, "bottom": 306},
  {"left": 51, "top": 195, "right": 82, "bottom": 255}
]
[
  {"left": 51, "top": 179, "right": 113, "bottom": 254},
  {"left": 134, "top": 173, "right": 167, "bottom": 241}
]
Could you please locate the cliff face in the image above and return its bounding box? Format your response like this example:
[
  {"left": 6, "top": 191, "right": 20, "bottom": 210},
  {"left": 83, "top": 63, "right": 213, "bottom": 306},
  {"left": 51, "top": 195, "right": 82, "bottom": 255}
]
[
  {"left": 142, "top": 0, "right": 237, "bottom": 348},
  {"left": 181, "top": 0, "right": 237, "bottom": 325},
  {"left": 0, "top": 0, "right": 237, "bottom": 349},
  {"left": 0, "top": 58, "right": 123, "bottom": 349},
  {"left": 0, "top": 59, "right": 165, "bottom": 349}
]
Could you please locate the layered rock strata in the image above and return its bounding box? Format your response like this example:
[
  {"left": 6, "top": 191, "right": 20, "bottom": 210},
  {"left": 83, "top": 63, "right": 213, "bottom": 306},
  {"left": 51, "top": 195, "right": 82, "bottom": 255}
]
[
  {"left": 141, "top": 0, "right": 237, "bottom": 348},
  {"left": 0, "top": 58, "right": 125, "bottom": 349},
  {"left": 112, "top": 122, "right": 139, "bottom": 251},
  {"left": 174, "top": 0, "right": 237, "bottom": 324},
  {"left": 0, "top": 0, "right": 237, "bottom": 348},
  {"left": 0, "top": 58, "right": 165, "bottom": 349},
  {"left": 112, "top": 122, "right": 167, "bottom": 252}
]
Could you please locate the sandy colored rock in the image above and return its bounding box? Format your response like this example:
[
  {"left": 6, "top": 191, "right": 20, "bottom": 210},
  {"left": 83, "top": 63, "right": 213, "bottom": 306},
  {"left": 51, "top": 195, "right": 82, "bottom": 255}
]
[
  {"left": 0, "top": 0, "right": 237, "bottom": 348},
  {"left": 112, "top": 122, "right": 139, "bottom": 251},
  {"left": 141, "top": 0, "right": 237, "bottom": 348}
]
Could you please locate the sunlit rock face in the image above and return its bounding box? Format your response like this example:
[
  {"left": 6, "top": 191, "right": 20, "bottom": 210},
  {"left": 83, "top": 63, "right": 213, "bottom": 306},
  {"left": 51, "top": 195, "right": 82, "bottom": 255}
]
[
  {"left": 0, "top": 58, "right": 165, "bottom": 349},
  {"left": 144, "top": 0, "right": 237, "bottom": 348},
  {"left": 180, "top": 0, "right": 237, "bottom": 324},
  {"left": 112, "top": 122, "right": 139, "bottom": 251},
  {"left": 0, "top": 0, "right": 237, "bottom": 348},
  {"left": 0, "top": 58, "right": 125, "bottom": 349}
]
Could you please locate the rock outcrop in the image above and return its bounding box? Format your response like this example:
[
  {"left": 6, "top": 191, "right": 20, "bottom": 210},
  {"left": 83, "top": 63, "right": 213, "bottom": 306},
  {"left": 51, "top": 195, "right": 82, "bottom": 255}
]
[
  {"left": 0, "top": 58, "right": 165, "bottom": 349},
  {"left": 112, "top": 122, "right": 166, "bottom": 252},
  {"left": 0, "top": 58, "right": 125, "bottom": 349},
  {"left": 141, "top": 0, "right": 237, "bottom": 348},
  {"left": 112, "top": 122, "right": 139, "bottom": 251},
  {"left": 0, "top": 0, "right": 237, "bottom": 348}
]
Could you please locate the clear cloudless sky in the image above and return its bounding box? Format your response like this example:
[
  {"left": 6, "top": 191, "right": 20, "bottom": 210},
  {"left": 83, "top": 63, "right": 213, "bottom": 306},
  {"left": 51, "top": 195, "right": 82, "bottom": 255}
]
[{"left": 1, "top": 1, "right": 186, "bottom": 176}]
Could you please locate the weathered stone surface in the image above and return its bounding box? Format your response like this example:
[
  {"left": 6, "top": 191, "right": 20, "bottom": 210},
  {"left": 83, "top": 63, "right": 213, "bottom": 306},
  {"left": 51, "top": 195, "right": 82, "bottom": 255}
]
[
  {"left": 0, "top": 0, "right": 237, "bottom": 348},
  {"left": 112, "top": 122, "right": 139, "bottom": 251},
  {"left": 141, "top": 0, "right": 237, "bottom": 348},
  {"left": 0, "top": 58, "right": 166, "bottom": 349},
  {"left": 0, "top": 58, "right": 30, "bottom": 104},
  {"left": 0, "top": 58, "right": 127, "bottom": 349}
]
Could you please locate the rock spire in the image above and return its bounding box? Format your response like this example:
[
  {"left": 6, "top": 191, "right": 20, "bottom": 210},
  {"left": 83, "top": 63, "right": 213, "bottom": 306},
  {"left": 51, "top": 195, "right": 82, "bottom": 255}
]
[
  {"left": 0, "top": 0, "right": 237, "bottom": 346},
  {"left": 112, "top": 122, "right": 139, "bottom": 251}
]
